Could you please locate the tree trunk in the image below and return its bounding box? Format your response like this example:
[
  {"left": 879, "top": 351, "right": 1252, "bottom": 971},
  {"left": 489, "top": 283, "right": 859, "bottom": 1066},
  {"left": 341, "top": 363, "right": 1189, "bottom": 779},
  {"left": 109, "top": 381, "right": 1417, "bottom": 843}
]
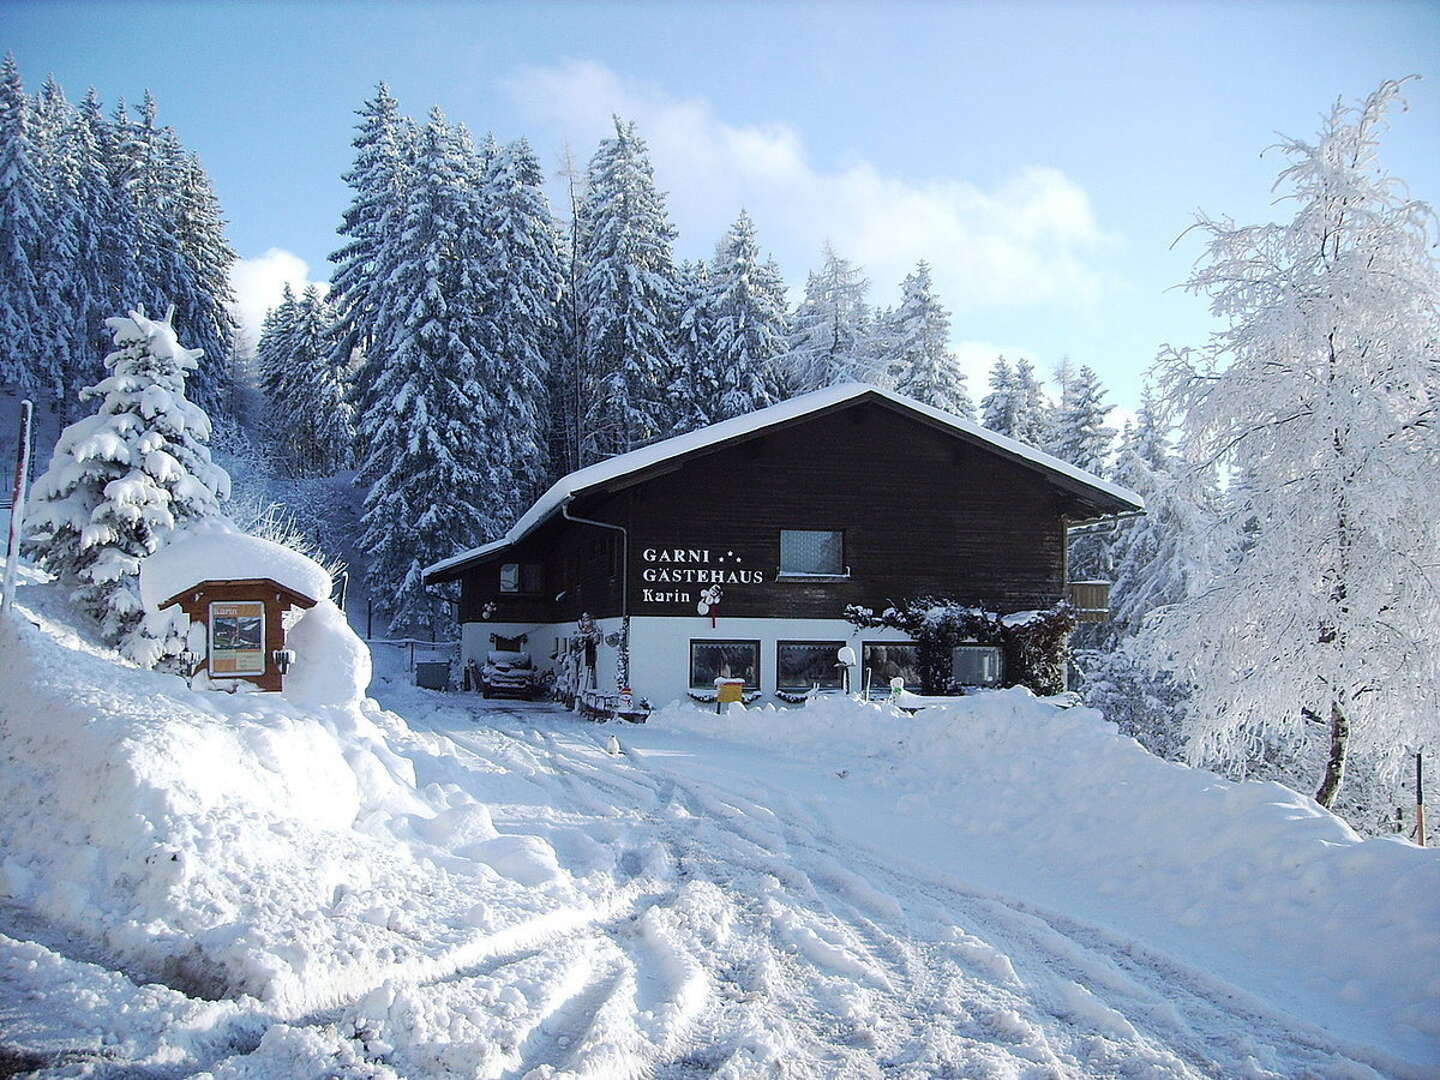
[{"left": 1315, "top": 699, "right": 1349, "bottom": 808}]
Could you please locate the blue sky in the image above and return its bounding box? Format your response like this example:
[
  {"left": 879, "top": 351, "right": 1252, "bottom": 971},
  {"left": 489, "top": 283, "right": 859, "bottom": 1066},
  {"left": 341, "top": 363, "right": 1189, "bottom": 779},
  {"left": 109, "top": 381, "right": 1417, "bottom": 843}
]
[{"left": 7, "top": 0, "right": 1438, "bottom": 412}]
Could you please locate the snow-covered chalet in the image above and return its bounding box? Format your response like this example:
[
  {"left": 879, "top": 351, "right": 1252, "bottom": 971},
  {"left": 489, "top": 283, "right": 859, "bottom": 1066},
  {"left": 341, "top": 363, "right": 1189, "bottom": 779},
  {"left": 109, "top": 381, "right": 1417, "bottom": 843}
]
[{"left": 423, "top": 383, "right": 1143, "bottom": 706}]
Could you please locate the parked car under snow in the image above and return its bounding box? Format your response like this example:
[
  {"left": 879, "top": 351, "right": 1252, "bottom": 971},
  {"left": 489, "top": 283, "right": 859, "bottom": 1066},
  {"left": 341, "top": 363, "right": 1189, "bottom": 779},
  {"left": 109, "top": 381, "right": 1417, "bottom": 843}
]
[{"left": 479, "top": 649, "right": 536, "bottom": 699}]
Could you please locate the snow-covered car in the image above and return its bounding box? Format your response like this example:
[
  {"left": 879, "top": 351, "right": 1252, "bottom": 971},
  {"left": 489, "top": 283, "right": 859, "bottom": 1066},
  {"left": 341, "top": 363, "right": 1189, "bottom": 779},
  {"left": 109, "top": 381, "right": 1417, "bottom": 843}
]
[{"left": 480, "top": 650, "right": 536, "bottom": 699}]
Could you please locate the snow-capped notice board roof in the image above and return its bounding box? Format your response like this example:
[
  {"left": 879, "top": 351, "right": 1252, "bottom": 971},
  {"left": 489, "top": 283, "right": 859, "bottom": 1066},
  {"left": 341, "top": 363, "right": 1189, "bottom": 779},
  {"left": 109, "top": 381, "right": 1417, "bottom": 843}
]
[
  {"left": 141, "top": 528, "right": 334, "bottom": 611},
  {"left": 424, "top": 383, "right": 1144, "bottom": 582}
]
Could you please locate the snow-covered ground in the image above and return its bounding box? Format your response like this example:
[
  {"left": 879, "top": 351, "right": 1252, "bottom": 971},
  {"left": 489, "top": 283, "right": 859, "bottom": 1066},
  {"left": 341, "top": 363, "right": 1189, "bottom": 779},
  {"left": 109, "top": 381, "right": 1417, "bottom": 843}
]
[{"left": 2, "top": 564, "right": 1437, "bottom": 1078}]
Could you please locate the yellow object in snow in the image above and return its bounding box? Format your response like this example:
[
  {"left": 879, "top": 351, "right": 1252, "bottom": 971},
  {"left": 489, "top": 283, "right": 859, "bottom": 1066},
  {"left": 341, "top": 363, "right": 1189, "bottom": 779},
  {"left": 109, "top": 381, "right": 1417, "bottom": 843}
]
[{"left": 716, "top": 681, "right": 745, "bottom": 704}]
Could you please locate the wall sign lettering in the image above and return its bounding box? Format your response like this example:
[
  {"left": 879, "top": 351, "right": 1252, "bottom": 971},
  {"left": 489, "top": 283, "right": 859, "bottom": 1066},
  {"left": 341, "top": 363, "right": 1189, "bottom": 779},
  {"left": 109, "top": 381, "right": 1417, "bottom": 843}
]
[{"left": 639, "top": 547, "right": 764, "bottom": 604}]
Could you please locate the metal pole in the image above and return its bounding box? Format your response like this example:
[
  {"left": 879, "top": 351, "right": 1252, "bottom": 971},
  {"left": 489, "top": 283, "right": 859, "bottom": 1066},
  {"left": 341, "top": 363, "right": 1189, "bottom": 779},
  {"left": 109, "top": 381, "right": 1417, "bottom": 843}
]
[{"left": 1, "top": 400, "right": 34, "bottom": 616}]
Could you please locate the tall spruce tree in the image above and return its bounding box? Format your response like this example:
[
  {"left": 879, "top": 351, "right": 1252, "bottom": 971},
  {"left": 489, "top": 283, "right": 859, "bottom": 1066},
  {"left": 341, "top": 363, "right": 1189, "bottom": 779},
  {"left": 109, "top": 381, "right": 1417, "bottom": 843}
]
[
  {"left": 708, "top": 210, "right": 786, "bottom": 421},
  {"left": 328, "top": 84, "right": 412, "bottom": 435},
  {"left": 260, "top": 285, "right": 351, "bottom": 477},
  {"left": 0, "top": 55, "right": 53, "bottom": 396},
  {"left": 23, "top": 309, "right": 230, "bottom": 663},
  {"left": 890, "top": 260, "right": 973, "bottom": 418},
  {"left": 477, "top": 136, "right": 565, "bottom": 514},
  {"left": 578, "top": 118, "right": 679, "bottom": 462},
  {"left": 671, "top": 258, "right": 718, "bottom": 434},
  {"left": 357, "top": 108, "right": 493, "bottom": 634},
  {"left": 1051, "top": 364, "right": 1115, "bottom": 476}
]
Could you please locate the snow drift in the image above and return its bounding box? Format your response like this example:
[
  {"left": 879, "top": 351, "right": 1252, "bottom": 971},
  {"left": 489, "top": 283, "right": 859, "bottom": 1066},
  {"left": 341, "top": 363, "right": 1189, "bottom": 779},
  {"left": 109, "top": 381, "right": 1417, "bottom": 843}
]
[
  {"left": 0, "top": 575, "right": 563, "bottom": 1014},
  {"left": 645, "top": 692, "right": 1440, "bottom": 1062}
]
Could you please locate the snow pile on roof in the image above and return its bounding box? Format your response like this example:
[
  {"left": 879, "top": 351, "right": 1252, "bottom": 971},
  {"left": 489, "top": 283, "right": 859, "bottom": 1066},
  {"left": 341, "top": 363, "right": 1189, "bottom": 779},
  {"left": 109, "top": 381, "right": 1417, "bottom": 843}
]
[
  {"left": 425, "top": 382, "right": 1145, "bottom": 578},
  {"left": 0, "top": 574, "right": 570, "bottom": 1018},
  {"left": 139, "top": 525, "right": 333, "bottom": 610},
  {"left": 646, "top": 691, "right": 1440, "bottom": 1064}
]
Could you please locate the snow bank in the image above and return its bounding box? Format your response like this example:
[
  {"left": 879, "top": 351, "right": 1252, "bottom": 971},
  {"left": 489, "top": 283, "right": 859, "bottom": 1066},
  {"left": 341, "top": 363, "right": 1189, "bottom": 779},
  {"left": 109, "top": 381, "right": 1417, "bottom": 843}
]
[
  {"left": 282, "top": 599, "right": 372, "bottom": 706},
  {"left": 0, "top": 577, "right": 560, "bottom": 1014},
  {"left": 647, "top": 691, "right": 1440, "bottom": 1059},
  {"left": 139, "top": 525, "right": 332, "bottom": 610}
]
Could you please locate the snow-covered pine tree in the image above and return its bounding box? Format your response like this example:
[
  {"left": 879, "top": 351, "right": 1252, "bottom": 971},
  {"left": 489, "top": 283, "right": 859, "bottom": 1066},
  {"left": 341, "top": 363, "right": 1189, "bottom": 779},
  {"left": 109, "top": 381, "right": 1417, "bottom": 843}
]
[
  {"left": 476, "top": 136, "right": 565, "bottom": 516},
  {"left": 548, "top": 143, "right": 587, "bottom": 480},
  {"left": 261, "top": 285, "right": 351, "bottom": 477},
  {"left": 1143, "top": 80, "right": 1440, "bottom": 808},
  {"left": 782, "top": 243, "right": 878, "bottom": 394},
  {"left": 0, "top": 55, "right": 55, "bottom": 397},
  {"left": 23, "top": 309, "right": 230, "bottom": 663},
  {"left": 1051, "top": 364, "right": 1115, "bottom": 475},
  {"left": 168, "top": 142, "right": 238, "bottom": 416},
  {"left": 980, "top": 356, "right": 1015, "bottom": 434},
  {"left": 890, "top": 260, "right": 973, "bottom": 418},
  {"left": 358, "top": 107, "right": 494, "bottom": 634},
  {"left": 1009, "top": 357, "right": 1050, "bottom": 446},
  {"left": 707, "top": 210, "right": 786, "bottom": 422},
  {"left": 671, "top": 259, "right": 718, "bottom": 435},
  {"left": 1075, "top": 389, "right": 1215, "bottom": 757},
  {"left": 578, "top": 118, "right": 679, "bottom": 462},
  {"left": 328, "top": 84, "right": 413, "bottom": 438}
]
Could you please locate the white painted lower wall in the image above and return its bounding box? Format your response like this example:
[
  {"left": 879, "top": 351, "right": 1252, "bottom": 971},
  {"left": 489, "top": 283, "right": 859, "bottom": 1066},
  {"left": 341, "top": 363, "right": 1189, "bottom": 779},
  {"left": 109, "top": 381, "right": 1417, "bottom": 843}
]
[{"left": 459, "top": 615, "right": 917, "bottom": 708}]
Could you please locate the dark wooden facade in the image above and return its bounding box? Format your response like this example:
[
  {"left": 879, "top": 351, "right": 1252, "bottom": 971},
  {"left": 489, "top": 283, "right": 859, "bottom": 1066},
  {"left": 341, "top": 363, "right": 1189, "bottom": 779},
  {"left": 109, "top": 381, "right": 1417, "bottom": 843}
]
[{"left": 440, "top": 396, "right": 1124, "bottom": 626}]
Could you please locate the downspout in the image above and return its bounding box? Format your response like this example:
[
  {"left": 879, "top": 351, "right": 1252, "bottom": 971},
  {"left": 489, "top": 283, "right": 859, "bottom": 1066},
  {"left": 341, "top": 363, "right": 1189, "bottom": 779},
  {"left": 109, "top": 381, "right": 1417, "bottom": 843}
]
[{"left": 561, "top": 498, "right": 631, "bottom": 690}]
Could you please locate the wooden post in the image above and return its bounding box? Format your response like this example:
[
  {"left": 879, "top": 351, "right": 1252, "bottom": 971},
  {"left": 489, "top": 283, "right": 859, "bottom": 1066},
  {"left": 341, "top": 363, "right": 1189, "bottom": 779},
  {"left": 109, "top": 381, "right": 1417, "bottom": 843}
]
[
  {"left": 1416, "top": 751, "right": 1426, "bottom": 848},
  {"left": 1, "top": 400, "right": 34, "bottom": 617}
]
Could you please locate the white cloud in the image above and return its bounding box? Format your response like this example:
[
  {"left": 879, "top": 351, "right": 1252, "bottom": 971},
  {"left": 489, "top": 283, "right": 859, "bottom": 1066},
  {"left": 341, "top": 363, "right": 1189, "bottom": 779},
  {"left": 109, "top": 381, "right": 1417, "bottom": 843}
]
[
  {"left": 502, "top": 60, "right": 1111, "bottom": 313},
  {"left": 227, "top": 248, "right": 328, "bottom": 347}
]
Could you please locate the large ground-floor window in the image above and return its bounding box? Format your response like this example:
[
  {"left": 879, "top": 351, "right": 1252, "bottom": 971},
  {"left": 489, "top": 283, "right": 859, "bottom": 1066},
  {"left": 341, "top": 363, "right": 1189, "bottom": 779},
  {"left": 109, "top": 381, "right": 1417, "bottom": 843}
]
[
  {"left": 690, "top": 639, "right": 761, "bottom": 689},
  {"left": 777, "top": 641, "right": 846, "bottom": 690},
  {"left": 952, "top": 644, "right": 1004, "bottom": 687},
  {"left": 863, "top": 641, "right": 921, "bottom": 693}
]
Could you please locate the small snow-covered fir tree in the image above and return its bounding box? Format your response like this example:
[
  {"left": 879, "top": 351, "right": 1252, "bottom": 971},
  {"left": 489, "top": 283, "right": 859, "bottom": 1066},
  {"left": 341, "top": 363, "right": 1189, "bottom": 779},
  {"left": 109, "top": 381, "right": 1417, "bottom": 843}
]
[
  {"left": 23, "top": 309, "right": 230, "bottom": 663},
  {"left": 708, "top": 210, "right": 785, "bottom": 421},
  {"left": 1143, "top": 79, "right": 1440, "bottom": 808},
  {"left": 578, "top": 117, "right": 679, "bottom": 462},
  {"left": 980, "top": 356, "right": 1015, "bottom": 433},
  {"left": 890, "top": 260, "right": 973, "bottom": 418}
]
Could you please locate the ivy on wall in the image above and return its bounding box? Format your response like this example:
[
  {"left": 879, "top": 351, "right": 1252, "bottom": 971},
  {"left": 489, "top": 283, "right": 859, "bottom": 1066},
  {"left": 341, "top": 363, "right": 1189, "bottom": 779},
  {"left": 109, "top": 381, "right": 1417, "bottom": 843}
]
[{"left": 844, "top": 599, "right": 1078, "bottom": 696}]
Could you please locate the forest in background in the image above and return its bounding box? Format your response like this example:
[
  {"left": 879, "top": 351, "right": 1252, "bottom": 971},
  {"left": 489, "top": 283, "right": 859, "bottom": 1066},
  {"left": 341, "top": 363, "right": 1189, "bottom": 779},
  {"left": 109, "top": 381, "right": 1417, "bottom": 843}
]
[{"left": 4, "top": 55, "right": 1437, "bottom": 835}]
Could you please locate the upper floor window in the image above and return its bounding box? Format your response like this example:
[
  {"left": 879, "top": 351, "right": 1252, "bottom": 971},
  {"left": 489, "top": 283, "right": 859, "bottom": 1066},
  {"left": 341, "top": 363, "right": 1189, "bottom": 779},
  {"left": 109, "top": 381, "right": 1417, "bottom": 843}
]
[
  {"left": 779, "top": 529, "right": 844, "bottom": 576},
  {"left": 499, "top": 562, "right": 544, "bottom": 594}
]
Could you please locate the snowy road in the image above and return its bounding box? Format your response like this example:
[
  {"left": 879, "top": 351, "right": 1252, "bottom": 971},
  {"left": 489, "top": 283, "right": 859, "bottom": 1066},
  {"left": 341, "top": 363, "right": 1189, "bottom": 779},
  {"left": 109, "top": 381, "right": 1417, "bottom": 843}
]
[{"left": 363, "top": 693, "right": 1408, "bottom": 1079}]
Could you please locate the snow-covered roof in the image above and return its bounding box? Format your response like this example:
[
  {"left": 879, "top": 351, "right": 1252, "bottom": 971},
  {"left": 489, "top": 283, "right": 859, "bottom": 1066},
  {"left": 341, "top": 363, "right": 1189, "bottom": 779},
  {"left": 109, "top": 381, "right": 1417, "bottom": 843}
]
[
  {"left": 424, "top": 383, "right": 1144, "bottom": 582},
  {"left": 141, "top": 527, "right": 334, "bottom": 610}
]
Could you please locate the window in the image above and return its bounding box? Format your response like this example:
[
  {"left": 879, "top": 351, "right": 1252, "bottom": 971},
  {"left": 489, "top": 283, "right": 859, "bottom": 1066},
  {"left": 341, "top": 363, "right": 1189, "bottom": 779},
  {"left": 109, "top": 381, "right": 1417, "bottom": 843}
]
[
  {"left": 209, "top": 601, "right": 265, "bottom": 677},
  {"left": 499, "top": 562, "right": 543, "bottom": 593},
  {"left": 777, "top": 641, "right": 846, "bottom": 690},
  {"left": 862, "top": 641, "right": 921, "bottom": 693},
  {"left": 690, "top": 640, "right": 761, "bottom": 690},
  {"left": 779, "top": 529, "right": 844, "bottom": 576},
  {"left": 952, "top": 645, "right": 1004, "bottom": 687}
]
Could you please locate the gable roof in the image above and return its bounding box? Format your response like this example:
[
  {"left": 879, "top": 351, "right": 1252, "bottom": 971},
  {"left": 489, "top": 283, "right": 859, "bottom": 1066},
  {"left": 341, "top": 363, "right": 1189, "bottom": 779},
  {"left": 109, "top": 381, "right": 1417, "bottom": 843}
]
[{"left": 424, "top": 383, "right": 1143, "bottom": 583}]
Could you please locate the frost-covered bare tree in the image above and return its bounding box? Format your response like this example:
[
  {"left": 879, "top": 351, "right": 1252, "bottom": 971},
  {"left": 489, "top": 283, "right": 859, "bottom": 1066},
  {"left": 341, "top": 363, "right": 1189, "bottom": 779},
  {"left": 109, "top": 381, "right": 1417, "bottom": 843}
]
[{"left": 1144, "top": 79, "right": 1440, "bottom": 808}]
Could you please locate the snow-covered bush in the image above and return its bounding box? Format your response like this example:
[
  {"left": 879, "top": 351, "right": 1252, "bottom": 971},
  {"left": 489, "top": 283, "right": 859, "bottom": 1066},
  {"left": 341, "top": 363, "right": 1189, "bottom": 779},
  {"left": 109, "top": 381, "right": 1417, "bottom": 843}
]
[{"left": 23, "top": 307, "right": 229, "bottom": 664}]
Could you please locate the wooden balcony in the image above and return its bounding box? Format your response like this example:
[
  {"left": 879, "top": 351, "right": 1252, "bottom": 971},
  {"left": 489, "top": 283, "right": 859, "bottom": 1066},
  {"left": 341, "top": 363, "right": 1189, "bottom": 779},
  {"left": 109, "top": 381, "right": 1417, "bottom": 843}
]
[{"left": 1067, "top": 580, "right": 1111, "bottom": 622}]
